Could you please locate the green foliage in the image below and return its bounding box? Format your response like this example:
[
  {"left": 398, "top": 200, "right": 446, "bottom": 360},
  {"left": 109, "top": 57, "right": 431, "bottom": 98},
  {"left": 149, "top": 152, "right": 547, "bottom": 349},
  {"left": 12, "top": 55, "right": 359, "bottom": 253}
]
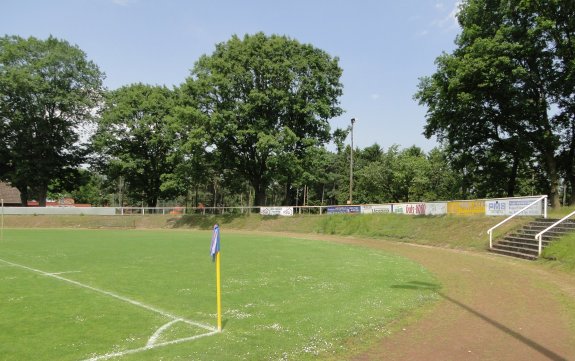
[
  {"left": 0, "top": 35, "right": 104, "bottom": 205},
  {"left": 92, "top": 84, "right": 182, "bottom": 207},
  {"left": 183, "top": 32, "right": 344, "bottom": 206},
  {"left": 355, "top": 145, "right": 461, "bottom": 203},
  {"left": 415, "top": 0, "right": 575, "bottom": 206}
]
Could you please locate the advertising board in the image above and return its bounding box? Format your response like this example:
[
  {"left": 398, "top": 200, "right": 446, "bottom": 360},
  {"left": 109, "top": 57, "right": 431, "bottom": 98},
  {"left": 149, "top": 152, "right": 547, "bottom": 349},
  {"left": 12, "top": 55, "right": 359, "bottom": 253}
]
[
  {"left": 326, "top": 206, "right": 361, "bottom": 214},
  {"left": 425, "top": 202, "right": 447, "bottom": 215},
  {"left": 485, "top": 197, "right": 542, "bottom": 216},
  {"left": 447, "top": 200, "right": 485, "bottom": 215},
  {"left": 361, "top": 205, "right": 392, "bottom": 214},
  {"left": 260, "top": 207, "right": 294, "bottom": 216},
  {"left": 393, "top": 203, "right": 426, "bottom": 215}
]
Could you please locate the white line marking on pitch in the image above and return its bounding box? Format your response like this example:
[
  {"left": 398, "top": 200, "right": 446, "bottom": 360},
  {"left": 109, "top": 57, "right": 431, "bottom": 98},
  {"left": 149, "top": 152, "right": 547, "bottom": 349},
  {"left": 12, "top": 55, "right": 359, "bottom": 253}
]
[
  {"left": 83, "top": 330, "right": 219, "bottom": 361},
  {"left": 0, "top": 258, "right": 215, "bottom": 332},
  {"left": 147, "top": 319, "right": 180, "bottom": 347},
  {"left": 46, "top": 270, "right": 81, "bottom": 275},
  {"left": 0, "top": 258, "right": 219, "bottom": 360}
]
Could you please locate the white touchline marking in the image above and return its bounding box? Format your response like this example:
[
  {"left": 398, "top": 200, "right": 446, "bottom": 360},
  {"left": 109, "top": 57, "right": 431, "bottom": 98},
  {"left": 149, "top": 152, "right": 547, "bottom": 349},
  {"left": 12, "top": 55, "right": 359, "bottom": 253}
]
[
  {"left": 46, "top": 270, "right": 81, "bottom": 275},
  {"left": 0, "top": 257, "right": 221, "bottom": 360},
  {"left": 82, "top": 331, "right": 219, "bottom": 361},
  {"left": 0, "top": 258, "right": 216, "bottom": 332}
]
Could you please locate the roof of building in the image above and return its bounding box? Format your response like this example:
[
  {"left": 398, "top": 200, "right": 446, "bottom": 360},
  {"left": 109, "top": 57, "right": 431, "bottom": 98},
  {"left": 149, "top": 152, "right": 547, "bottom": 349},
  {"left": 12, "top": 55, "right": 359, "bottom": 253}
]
[{"left": 0, "top": 182, "right": 21, "bottom": 204}]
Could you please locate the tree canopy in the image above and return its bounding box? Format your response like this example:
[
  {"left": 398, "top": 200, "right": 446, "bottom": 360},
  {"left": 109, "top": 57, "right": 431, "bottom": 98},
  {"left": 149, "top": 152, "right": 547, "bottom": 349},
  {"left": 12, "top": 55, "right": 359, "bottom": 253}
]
[
  {"left": 0, "top": 35, "right": 104, "bottom": 205},
  {"left": 3, "top": 28, "right": 569, "bottom": 209},
  {"left": 91, "top": 83, "right": 180, "bottom": 207},
  {"left": 182, "top": 32, "right": 344, "bottom": 206},
  {"left": 415, "top": 0, "right": 575, "bottom": 207}
]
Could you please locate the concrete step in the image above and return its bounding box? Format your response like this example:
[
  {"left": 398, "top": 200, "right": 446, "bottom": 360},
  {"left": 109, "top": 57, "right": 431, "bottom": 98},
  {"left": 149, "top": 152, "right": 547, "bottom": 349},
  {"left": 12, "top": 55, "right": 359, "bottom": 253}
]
[
  {"left": 503, "top": 235, "right": 550, "bottom": 245},
  {"left": 492, "top": 243, "right": 539, "bottom": 255},
  {"left": 490, "top": 217, "right": 575, "bottom": 260},
  {"left": 488, "top": 248, "right": 538, "bottom": 260},
  {"left": 522, "top": 225, "right": 575, "bottom": 234},
  {"left": 498, "top": 239, "right": 549, "bottom": 249}
]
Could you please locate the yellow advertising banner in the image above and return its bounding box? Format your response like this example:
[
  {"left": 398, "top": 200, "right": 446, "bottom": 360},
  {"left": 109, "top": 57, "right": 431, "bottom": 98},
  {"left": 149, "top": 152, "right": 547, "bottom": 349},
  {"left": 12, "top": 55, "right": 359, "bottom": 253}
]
[{"left": 447, "top": 200, "right": 485, "bottom": 215}]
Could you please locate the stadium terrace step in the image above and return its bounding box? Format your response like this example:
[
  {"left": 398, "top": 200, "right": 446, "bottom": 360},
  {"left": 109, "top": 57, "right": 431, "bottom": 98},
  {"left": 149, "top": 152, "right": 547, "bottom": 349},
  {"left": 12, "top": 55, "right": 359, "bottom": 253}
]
[
  {"left": 489, "top": 218, "right": 575, "bottom": 260},
  {"left": 488, "top": 248, "right": 539, "bottom": 261}
]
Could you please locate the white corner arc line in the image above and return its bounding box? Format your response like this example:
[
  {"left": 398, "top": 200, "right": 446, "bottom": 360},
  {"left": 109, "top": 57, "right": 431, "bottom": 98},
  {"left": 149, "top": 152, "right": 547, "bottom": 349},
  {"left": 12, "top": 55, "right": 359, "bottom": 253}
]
[
  {"left": 0, "top": 258, "right": 217, "bottom": 332},
  {"left": 146, "top": 319, "right": 181, "bottom": 347},
  {"left": 82, "top": 330, "right": 219, "bottom": 361}
]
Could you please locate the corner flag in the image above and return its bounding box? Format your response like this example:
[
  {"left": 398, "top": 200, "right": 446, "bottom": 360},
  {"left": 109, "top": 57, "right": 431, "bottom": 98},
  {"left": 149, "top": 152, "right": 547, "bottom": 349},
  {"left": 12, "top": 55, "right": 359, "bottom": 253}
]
[
  {"left": 210, "top": 223, "right": 222, "bottom": 332},
  {"left": 210, "top": 224, "right": 220, "bottom": 261}
]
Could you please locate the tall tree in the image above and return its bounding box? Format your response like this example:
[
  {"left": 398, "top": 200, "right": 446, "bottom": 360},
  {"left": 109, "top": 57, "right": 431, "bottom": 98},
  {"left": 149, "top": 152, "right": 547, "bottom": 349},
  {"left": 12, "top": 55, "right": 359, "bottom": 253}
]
[
  {"left": 0, "top": 35, "right": 104, "bottom": 205},
  {"left": 92, "top": 84, "right": 180, "bottom": 207},
  {"left": 182, "top": 32, "right": 343, "bottom": 206},
  {"left": 416, "top": 0, "right": 575, "bottom": 207}
]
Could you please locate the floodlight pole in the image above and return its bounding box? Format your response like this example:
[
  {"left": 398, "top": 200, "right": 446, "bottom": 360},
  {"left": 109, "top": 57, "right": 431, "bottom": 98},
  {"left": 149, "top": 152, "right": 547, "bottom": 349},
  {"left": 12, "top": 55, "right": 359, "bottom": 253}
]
[{"left": 349, "top": 118, "right": 356, "bottom": 205}]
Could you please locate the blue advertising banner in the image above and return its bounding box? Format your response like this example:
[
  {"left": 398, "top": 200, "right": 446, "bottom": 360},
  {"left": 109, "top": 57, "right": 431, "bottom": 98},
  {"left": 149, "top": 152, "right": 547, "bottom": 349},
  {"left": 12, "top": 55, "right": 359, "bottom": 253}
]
[{"left": 326, "top": 206, "right": 361, "bottom": 214}]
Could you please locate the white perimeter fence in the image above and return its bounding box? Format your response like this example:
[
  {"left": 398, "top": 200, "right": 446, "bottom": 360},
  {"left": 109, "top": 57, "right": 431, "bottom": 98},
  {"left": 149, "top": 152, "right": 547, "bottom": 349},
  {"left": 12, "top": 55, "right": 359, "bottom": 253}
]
[{"left": 0, "top": 195, "right": 547, "bottom": 217}]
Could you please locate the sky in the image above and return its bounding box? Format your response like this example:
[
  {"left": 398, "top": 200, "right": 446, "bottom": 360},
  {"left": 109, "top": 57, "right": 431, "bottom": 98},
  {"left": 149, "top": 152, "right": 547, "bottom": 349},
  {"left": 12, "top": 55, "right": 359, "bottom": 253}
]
[{"left": 0, "top": 0, "right": 462, "bottom": 151}]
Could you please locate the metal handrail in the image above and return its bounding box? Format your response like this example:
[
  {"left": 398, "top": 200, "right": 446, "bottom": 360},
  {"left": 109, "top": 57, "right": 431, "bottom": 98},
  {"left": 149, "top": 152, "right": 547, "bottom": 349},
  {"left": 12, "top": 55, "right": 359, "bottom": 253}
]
[
  {"left": 487, "top": 195, "right": 547, "bottom": 249},
  {"left": 534, "top": 209, "right": 575, "bottom": 255}
]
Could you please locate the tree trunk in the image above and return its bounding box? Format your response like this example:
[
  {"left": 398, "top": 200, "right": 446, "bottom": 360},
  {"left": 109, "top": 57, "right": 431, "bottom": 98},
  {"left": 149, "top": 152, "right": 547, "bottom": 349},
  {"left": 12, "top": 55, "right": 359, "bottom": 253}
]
[
  {"left": 568, "top": 120, "right": 575, "bottom": 205},
  {"left": 543, "top": 149, "right": 561, "bottom": 208},
  {"left": 507, "top": 155, "right": 519, "bottom": 197},
  {"left": 147, "top": 198, "right": 157, "bottom": 207},
  {"left": 17, "top": 183, "right": 28, "bottom": 207},
  {"left": 252, "top": 179, "right": 267, "bottom": 207},
  {"left": 570, "top": 179, "right": 575, "bottom": 206},
  {"left": 37, "top": 183, "right": 48, "bottom": 207},
  {"left": 283, "top": 179, "right": 294, "bottom": 206}
]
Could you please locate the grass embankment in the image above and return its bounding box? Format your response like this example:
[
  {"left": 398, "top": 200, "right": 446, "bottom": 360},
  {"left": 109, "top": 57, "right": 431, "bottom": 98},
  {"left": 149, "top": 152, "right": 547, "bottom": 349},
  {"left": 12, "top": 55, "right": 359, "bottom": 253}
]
[
  {"left": 3, "top": 212, "right": 525, "bottom": 250},
  {"left": 542, "top": 233, "right": 575, "bottom": 271},
  {"left": 173, "top": 213, "right": 530, "bottom": 251},
  {"left": 4, "top": 211, "right": 573, "bottom": 269}
]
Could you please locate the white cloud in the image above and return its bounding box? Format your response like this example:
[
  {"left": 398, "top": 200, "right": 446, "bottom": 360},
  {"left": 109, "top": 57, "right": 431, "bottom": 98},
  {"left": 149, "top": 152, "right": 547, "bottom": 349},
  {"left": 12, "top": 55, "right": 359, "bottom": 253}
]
[
  {"left": 432, "top": 0, "right": 461, "bottom": 30},
  {"left": 370, "top": 93, "right": 381, "bottom": 100}
]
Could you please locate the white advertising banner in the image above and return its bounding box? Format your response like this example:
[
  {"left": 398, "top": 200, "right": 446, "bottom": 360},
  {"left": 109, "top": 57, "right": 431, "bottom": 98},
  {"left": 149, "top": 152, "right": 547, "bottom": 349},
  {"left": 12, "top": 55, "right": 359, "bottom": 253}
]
[
  {"left": 485, "top": 200, "right": 508, "bottom": 216},
  {"left": 485, "top": 197, "right": 542, "bottom": 216},
  {"left": 260, "top": 207, "right": 294, "bottom": 216},
  {"left": 361, "top": 205, "right": 393, "bottom": 214},
  {"left": 508, "top": 198, "right": 543, "bottom": 216},
  {"left": 393, "top": 203, "right": 426, "bottom": 215},
  {"left": 425, "top": 202, "right": 447, "bottom": 215}
]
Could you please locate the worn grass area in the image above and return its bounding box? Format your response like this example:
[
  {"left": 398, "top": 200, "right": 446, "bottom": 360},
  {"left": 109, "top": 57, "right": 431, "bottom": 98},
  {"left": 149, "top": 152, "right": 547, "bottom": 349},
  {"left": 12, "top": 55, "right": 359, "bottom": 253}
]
[{"left": 0, "top": 228, "right": 439, "bottom": 361}]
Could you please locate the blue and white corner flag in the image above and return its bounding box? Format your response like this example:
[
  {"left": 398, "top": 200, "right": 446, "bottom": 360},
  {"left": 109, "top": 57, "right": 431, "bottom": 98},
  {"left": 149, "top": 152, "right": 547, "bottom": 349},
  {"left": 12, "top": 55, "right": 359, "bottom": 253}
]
[{"left": 210, "top": 224, "right": 220, "bottom": 262}]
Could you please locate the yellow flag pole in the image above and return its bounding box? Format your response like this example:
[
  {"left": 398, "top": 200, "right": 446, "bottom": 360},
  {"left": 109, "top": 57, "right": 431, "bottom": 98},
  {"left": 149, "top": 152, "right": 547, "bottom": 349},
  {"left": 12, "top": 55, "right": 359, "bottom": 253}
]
[{"left": 216, "top": 251, "right": 222, "bottom": 332}]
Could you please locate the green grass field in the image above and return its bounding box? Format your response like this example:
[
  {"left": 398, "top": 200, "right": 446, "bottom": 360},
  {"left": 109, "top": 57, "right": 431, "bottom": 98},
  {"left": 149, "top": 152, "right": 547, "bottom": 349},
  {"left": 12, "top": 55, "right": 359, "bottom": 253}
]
[{"left": 0, "top": 228, "right": 439, "bottom": 361}]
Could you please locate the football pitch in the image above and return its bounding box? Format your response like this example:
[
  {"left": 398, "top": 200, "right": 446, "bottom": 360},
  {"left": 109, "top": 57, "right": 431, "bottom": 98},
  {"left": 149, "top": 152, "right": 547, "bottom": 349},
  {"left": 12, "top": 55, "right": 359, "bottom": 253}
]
[{"left": 0, "top": 228, "right": 439, "bottom": 360}]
